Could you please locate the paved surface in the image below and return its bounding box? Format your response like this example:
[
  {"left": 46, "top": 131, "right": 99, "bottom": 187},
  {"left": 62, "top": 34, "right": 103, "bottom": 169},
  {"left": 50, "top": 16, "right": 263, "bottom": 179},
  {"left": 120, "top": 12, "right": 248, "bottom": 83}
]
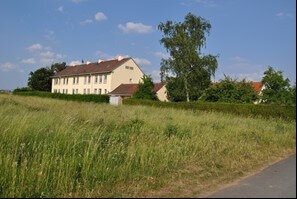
[{"left": 208, "top": 154, "right": 296, "bottom": 198}]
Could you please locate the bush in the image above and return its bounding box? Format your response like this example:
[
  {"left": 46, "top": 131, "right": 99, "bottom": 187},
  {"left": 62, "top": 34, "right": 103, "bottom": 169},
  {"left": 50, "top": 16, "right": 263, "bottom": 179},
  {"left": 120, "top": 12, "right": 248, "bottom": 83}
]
[
  {"left": 123, "top": 98, "right": 296, "bottom": 121},
  {"left": 132, "top": 75, "right": 158, "bottom": 100},
  {"left": 200, "top": 76, "right": 258, "bottom": 103},
  {"left": 13, "top": 91, "right": 109, "bottom": 104},
  {"left": 13, "top": 87, "right": 32, "bottom": 93}
]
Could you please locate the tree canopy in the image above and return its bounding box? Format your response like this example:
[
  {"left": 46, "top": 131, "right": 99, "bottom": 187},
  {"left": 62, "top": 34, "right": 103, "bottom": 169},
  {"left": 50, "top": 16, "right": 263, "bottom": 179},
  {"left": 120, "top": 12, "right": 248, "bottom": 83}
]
[
  {"left": 28, "top": 62, "right": 67, "bottom": 92},
  {"left": 261, "top": 66, "right": 293, "bottom": 104},
  {"left": 158, "top": 13, "right": 218, "bottom": 102},
  {"left": 132, "top": 76, "right": 158, "bottom": 100}
]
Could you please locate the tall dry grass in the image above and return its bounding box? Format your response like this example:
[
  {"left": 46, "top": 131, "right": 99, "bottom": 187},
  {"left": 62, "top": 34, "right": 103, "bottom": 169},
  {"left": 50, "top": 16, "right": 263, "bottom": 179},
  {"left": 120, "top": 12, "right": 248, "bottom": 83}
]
[{"left": 0, "top": 94, "right": 295, "bottom": 197}]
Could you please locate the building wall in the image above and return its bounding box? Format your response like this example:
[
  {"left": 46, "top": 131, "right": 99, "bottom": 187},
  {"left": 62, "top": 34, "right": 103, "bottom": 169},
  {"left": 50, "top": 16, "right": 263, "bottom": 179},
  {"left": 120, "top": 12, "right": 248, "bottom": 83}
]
[
  {"left": 51, "top": 72, "right": 112, "bottom": 95},
  {"left": 156, "top": 85, "right": 169, "bottom": 102},
  {"left": 110, "top": 59, "right": 144, "bottom": 91}
]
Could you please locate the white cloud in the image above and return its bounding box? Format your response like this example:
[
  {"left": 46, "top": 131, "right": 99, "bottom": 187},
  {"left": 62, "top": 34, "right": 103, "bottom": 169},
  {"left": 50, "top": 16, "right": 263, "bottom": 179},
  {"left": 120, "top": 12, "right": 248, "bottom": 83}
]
[
  {"left": 95, "top": 12, "right": 107, "bottom": 21},
  {"left": 276, "top": 12, "right": 293, "bottom": 18},
  {"left": 40, "top": 51, "right": 55, "bottom": 58},
  {"left": 154, "top": 51, "right": 169, "bottom": 59},
  {"left": 230, "top": 56, "right": 246, "bottom": 62},
  {"left": 39, "top": 51, "right": 66, "bottom": 60},
  {"left": 39, "top": 58, "right": 55, "bottom": 64},
  {"left": 44, "top": 30, "right": 55, "bottom": 41},
  {"left": 57, "top": 6, "right": 64, "bottom": 13},
  {"left": 0, "top": 62, "right": 16, "bottom": 71},
  {"left": 80, "top": 19, "right": 93, "bottom": 25},
  {"left": 21, "top": 58, "right": 36, "bottom": 64},
  {"left": 69, "top": 60, "right": 82, "bottom": 66},
  {"left": 118, "top": 22, "right": 153, "bottom": 34},
  {"left": 55, "top": 54, "right": 66, "bottom": 59},
  {"left": 133, "top": 58, "right": 151, "bottom": 66},
  {"left": 233, "top": 72, "right": 264, "bottom": 82},
  {"left": 27, "top": 43, "right": 43, "bottom": 51}
]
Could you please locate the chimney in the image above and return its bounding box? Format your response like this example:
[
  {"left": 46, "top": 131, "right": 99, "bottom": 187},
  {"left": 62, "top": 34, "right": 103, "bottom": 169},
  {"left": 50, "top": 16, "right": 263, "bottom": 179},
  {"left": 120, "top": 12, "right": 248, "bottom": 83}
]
[
  {"left": 98, "top": 59, "right": 105, "bottom": 63},
  {"left": 117, "top": 56, "right": 124, "bottom": 61}
]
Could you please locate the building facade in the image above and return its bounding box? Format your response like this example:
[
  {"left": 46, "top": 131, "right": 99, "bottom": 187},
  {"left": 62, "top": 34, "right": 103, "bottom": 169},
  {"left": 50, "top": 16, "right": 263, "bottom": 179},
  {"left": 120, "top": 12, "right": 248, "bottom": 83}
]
[{"left": 51, "top": 57, "right": 144, "bottom": 95}]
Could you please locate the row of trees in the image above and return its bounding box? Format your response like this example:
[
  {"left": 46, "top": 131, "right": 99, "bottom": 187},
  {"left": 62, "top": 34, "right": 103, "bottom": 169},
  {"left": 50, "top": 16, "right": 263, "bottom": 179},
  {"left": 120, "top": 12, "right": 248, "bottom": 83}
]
[{"left": 157, "top": 13, "right": 295, "bottom": 105}]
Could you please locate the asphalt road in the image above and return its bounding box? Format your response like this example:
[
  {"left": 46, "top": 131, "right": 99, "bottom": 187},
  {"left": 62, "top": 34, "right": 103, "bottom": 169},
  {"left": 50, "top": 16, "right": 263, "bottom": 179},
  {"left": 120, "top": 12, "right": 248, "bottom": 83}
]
[{"left": 208, "top": 154, "right": 296, "bottom": 198}]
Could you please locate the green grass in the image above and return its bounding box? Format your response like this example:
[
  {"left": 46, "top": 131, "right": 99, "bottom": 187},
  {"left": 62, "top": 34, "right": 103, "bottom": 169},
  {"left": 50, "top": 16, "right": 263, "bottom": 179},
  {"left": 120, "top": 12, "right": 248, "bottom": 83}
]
[
  {"left": 124, "top": 98, "right": 296, "bottom": 121},
  {"left": 13, "top": 91, "right": 110, "bottom": 103},
  {"left": 0, "top": 94, "right": 295, "bottom": 197}
]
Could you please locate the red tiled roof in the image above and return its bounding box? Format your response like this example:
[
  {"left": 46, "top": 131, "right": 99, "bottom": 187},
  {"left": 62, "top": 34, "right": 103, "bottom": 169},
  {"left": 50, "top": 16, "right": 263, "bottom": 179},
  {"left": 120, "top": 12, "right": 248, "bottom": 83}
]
[
  {"left": 153, "top": 82, "right": 166, "bottom": 93},
  {"left": 109, "top": 83, "right": 165, "bottom": 96},
  {"left": 52, "top": 58, "right": 130, "bottom": 77},
  {"left": 250, "top": 82, "right": 264, "bottom": 93}
]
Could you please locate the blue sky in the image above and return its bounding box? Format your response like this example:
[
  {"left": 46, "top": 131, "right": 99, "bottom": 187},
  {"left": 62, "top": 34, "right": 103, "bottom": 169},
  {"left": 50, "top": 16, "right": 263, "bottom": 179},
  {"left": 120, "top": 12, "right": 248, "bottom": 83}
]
[{"left": 0, "top": 0, "right": 296, "bottom": 90}]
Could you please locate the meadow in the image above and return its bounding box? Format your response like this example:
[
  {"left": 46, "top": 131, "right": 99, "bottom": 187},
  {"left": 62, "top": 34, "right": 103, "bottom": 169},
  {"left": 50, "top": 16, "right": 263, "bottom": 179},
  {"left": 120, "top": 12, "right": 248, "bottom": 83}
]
[{"left": 0, "top": 94, "right": 295, "bottom": 197}]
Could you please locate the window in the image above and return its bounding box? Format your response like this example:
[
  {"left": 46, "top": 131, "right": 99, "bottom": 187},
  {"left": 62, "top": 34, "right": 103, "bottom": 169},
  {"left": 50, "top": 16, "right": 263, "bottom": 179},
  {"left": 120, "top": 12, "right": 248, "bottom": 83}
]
[
  {"left": 63, "top": 78, "right": 65, "bottom": 85},
  {"left": 104, "top": 89, "right": 107, "bottom": 94},
  {"left": 99, "top": 75, "right": 103, "bottom": 84},
  {"left": 72, "top": 89, "right": 75, "bottom": 94},
  {"left": 58, "top": 89, "right": 60, "bottom": 93},
  {"left": 83, "top": 89, "right": 86, "bottom": 94},
  {"left": 94, "top": 89, "right": 97, "bottom": 94},
  {"left": 76, "top": 89, "right": 78, "bottom": 94},
  {"left": 66, "top": 78, "right": 68, "bottom": 85},
  {"left": 99, "top": 89, "right": 102, "bottom": 94},
  {"left": 125, "top": 66, "right": 133, "bottom": 70},
  {"left": 95, "top": 75, "right": 98, "bottom": 84},
  {"left": 54, "top": 89, "right": 56, "bottom": 93},
  {"left": 88, "top": 75, "right": 91, "bottom": 84},
  {"left": 87, "top": 89, "right": 90, "bottom": 94},
  {"left": 73, "top": 77, "right": 76, "bottom": 84},
  {"left": 62, "top": 89, "right": 64, "bottom": 94},
  {"left": 84, "top": 76, "right": 87, "bottom": 85},
  {"left": 76, "top": 77, "right": 79, "bottom": 84},
  {"left": 104, "top": 74, "right": 107, "bottom": 84}
]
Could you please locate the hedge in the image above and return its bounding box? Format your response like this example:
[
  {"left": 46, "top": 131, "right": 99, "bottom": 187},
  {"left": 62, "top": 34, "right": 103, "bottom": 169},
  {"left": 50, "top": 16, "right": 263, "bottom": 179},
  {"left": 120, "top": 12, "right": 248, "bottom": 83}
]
[
  {"left": 13, "top": 91, "right": 109, "bottom": 104},
  {"left": 123, "top": 98, "right": 296, "bottom": 121}
]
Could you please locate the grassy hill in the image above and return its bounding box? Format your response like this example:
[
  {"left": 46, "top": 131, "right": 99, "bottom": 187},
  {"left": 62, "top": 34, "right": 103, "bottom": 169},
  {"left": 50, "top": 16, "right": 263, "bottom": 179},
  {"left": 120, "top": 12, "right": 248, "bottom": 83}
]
[{"left": 0, "top": 94, "right": 295, "bottom": 197}]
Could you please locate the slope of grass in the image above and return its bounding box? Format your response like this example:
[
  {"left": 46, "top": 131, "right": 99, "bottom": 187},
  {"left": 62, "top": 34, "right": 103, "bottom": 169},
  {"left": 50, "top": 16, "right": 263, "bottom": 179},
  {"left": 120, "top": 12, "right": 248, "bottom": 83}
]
[{"left": 0, "top": 94, "right": 295, "bottom": 197}]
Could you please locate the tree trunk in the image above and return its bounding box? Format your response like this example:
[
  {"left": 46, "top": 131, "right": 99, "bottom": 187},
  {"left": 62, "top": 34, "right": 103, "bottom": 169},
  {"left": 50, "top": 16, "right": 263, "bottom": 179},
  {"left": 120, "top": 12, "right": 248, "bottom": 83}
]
[{"left": 184, "top": 77, "right": 190, "bottom": 102}]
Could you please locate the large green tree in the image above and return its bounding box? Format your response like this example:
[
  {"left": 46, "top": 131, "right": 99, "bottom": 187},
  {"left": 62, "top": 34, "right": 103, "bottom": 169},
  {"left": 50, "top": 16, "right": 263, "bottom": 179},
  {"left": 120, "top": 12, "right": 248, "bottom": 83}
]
[
  {"left": 28, "top": 62, "right": 67, "bottom": 92},
  {"left": 133, "top": 76, "right": 158, "bottom": 100},
  {"left": 158, "top": 13, "right": 218, "bottom": 102},
  {"left": 261, "top": 66, "right": 292, "bottom": 104}
]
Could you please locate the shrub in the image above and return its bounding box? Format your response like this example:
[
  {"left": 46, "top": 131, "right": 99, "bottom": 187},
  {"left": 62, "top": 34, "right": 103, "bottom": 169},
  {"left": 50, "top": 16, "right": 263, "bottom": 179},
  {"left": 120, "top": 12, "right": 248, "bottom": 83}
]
[
  {"left": 12, "top": 87, "right": 32, "bottom": 93},
  {"left": 123, "top": 98, "right": 296, "bottom": 121},
  {"left": 13, "top": 91, "right": 109, "bottom": 103},
  {"left": 200, "top": 76, "right": 258, "bottom": 103},
  {"left": 132, "top": 75, "right": 158, "bottom": 100}
]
